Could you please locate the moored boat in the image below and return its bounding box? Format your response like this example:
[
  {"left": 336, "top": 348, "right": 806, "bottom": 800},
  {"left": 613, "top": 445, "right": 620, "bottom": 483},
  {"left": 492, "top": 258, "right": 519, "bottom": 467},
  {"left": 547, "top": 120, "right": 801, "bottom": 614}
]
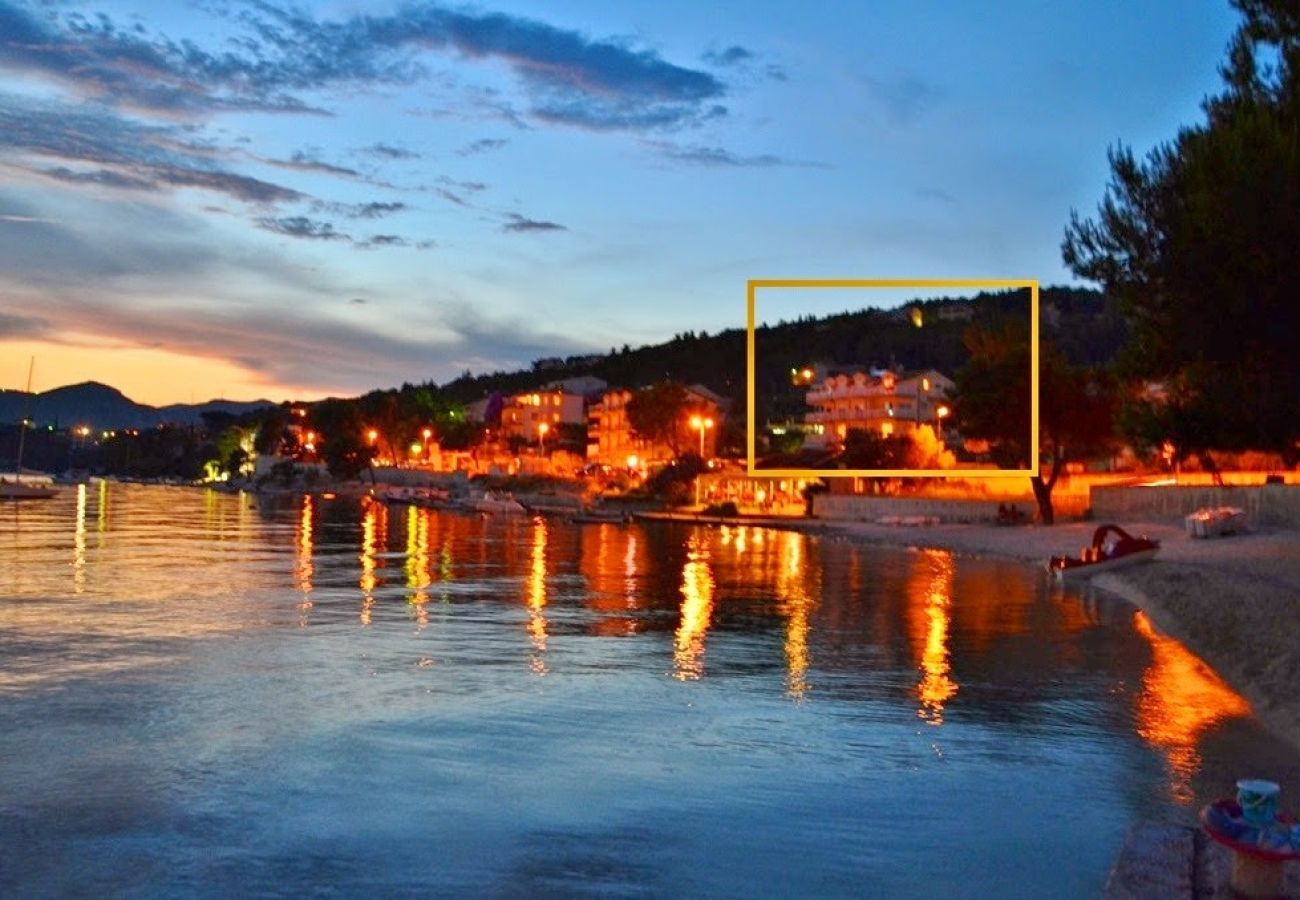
[
  {"left": 0, "top": 476, "right": 59, "bottom": 501},
  {"left": 1048, "top": 524, "right": 1159, "bottom": 580},
  {"left": 468, "top": 491, "right": 527, "bottom": 515}
]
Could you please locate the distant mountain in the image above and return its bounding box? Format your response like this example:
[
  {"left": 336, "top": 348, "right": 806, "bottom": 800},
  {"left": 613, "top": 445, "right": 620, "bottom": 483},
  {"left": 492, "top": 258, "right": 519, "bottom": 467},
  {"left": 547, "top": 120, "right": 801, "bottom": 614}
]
[{"left": 0, "top": 381, "right": 275, "bottom": 430}]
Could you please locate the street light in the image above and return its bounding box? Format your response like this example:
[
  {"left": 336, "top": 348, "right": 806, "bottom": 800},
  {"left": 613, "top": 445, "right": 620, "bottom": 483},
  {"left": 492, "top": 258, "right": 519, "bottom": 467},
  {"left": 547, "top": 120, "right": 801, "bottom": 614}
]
[
  {"left": 538, "top": 421, "right": 550, "bottom": 453},
  {"left": 689, "top": 414, "right": 714, "bottom": 458},
  {"left": 935, "top": 404, "right": 950, "bottom": 439},
  {"left": 689, "top": 414, "right": 714, "bottom": 506}
]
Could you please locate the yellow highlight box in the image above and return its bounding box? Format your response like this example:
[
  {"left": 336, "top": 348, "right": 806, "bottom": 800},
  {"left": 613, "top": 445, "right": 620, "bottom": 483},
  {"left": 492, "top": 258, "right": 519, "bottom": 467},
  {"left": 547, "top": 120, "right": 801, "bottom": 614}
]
[{"left": 746, "top": 278, "right": 1039, "bottom": 479}]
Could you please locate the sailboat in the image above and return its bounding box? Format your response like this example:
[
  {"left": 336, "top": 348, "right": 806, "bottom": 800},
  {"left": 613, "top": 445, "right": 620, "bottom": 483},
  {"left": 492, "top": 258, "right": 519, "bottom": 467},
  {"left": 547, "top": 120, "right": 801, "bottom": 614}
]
[{"left": 1, "top": 359, "right": 58, "bottom": 501}]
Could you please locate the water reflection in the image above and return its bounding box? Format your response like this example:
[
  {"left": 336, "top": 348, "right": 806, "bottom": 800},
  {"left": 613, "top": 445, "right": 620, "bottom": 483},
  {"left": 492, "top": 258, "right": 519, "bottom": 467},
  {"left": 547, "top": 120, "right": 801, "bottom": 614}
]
[
  {"left": 295, "top": 494, "right": 314, "bottom": 622},
  {"left": 908, "top": 549, "right": 958, "bottom": 726},
  {"left": 673, "top": 534, "right": 714, "bottom": 681},
  {"left": 527, "top": 518, "right": 549, "bottom": 675},
  {"left": 96, "top": 477, "right": 109, "bottom": 536},
  {"left": 776, "top": 530, "right": 814, "bottom": 700},
  {"left": 1132, "top": 610, "right": 1252, "bottom": 804},
  {"left": 73, "top": 483, "right": 87, "bottom": 594},
  {"left": 358, "top": 499, "right": 385, "bottom": 626},
  {"left": 7, "top": 486, "right": 1300, "bottom": 899},
  {"left": 405, "top": 504, "right": 432, "bottom": 626}
]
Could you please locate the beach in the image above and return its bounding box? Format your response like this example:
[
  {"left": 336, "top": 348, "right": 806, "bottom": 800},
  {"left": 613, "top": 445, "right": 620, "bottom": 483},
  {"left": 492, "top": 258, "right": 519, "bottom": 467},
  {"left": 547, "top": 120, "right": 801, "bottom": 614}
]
[{"left": 823, "top": 517, "right": 1300, "bottom": 751}]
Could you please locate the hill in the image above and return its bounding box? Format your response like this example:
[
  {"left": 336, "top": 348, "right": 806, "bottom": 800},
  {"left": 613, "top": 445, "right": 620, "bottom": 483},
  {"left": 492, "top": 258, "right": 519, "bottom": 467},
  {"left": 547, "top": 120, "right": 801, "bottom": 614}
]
[
  {"left": 0, "top": 381, "right": 275, "bottom": 430},
  {"left": 437, "top": 285, "right": 1125, "bottom": 424}
]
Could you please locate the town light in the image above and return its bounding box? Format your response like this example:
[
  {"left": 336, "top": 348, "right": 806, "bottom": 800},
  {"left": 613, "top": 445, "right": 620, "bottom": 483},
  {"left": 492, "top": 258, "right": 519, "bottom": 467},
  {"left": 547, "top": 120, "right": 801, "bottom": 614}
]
[
  {"left": 422, "top": 428, "right": 432, "bottom": 441},
  {"left": 689, "top": 415, "right": 715, "bottom": 506},
  {"left": 538, "top": 421, "right": 549, "bottom": 452},
  {"left": 366, "top": 429, "right": 378, "bottom": 443},
  {"left": 626, "top": 454, "right": 639, "bottom": 470}
]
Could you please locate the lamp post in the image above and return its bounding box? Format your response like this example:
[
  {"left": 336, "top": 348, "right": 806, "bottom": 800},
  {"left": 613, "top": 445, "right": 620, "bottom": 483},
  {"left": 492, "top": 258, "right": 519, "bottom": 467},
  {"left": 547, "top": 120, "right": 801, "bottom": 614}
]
[
  {"left": 689, "top": 414, "right": 714, "bottom": 506},
  {"left": 935, "top": 404, "right": 950, "bottom": 441},
  {"left": 537, "top": 421, "right": 549, "bottom": 454}
]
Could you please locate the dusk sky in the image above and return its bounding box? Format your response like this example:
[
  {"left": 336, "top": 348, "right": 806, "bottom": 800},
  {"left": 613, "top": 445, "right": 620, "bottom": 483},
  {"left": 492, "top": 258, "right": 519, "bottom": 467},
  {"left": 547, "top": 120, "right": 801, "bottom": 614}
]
[{"left": 1, "top": 1, "right": 1238, "bottom": 405}]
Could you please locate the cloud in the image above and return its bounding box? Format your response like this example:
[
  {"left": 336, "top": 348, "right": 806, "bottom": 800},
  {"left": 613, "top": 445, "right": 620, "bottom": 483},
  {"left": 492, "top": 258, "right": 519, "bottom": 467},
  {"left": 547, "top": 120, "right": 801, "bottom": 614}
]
[
  {"left": 0, "top": 96, "right": 303, "bottom": 204},
  {"left": 357, "top": 234, "right": 406, "bottom": 248},
  {"left": 436, "top": 188, "right": 469, "bottom": 207},
  {"left": 266, "top": 151, "right": 361, "bottom": 177},
  {"left": 0, "top": 1, "right": 340, "bottom": 116},
  {"left": 643, "top": 140, "right": 826, "bottom": 169},
  {"left": 0, "top": 1, "right": 729, "bottom": 131},
  {"left": 702, "top": 45, "right": 753, "bottom": 67},
  {"left": 358, "top": 143, "right": 421, "bottom": 160},
  {"left": 256, "top": 216, "right": 349, "bottom": 240},
  {"left": 532, "top": 100, "right": 726, "bottom": 132},
  {"left": 457, "top": 138, "right": 508, "bottom": 156},
  {"left": 0, "top": 308, "right": 50, "bottom": 338},
  {"left": 313, "top": 200, "right": 408, "bottom": 219},
  {"left": 503, "top": 213, "right": 566, "bottom": 233}
]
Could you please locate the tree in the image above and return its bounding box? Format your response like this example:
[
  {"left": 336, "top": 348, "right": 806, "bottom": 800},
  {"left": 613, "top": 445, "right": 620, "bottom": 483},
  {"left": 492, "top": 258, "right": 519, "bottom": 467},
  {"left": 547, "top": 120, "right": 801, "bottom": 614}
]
[
  {"left": 953, "top": 323, "right": 1117, "bottom": 524},
  {"left": 1062, "top": 0, "right": 1300, "bottom": 466},
  {"left": 626, "top": 382, "right": 711, "bottom": 457},
  {"left": 310, "top": 398, "right": 375, "bottom": 480}
]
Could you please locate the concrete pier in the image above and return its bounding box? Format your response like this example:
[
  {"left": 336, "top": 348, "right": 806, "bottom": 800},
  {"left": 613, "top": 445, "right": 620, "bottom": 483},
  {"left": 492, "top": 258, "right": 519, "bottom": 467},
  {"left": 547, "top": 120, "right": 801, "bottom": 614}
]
[{"left": 1106, "top": 823, "right": 1299, "bottom": 898}]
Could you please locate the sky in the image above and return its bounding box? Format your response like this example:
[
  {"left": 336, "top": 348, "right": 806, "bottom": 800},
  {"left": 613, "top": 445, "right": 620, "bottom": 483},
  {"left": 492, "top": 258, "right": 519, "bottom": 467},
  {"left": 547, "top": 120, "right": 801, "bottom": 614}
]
[{"left": 0, "top": 0, "right": 1241, "bottom": 405}]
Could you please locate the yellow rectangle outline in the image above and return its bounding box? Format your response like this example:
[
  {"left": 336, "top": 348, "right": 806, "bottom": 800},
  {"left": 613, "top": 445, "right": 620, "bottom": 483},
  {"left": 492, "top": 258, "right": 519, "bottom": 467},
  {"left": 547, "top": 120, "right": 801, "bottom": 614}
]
[{"left": 746, "top": 278, "right": 1040, "bottom": 479}]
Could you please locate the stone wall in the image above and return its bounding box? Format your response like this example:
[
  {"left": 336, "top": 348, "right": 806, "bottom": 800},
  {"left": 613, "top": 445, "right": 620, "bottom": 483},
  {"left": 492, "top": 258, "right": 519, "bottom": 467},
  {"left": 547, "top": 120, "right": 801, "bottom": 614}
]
[
  {"left": 1091, "top": 484, "right": 1300, "bottom": 528},
  {"left": 813, "top": 494, "right": 1014, "bottom": 523}
]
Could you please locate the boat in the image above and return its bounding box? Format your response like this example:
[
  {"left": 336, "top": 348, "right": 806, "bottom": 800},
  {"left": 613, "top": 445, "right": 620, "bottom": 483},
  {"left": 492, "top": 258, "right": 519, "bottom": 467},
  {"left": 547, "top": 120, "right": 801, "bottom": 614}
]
[
  {"left": 1, "top": 474, "right": 59, "bottom": 501},
  {"left": 468, "top": 491, "right": 527, "bottom": 515},
  {"left": 1, "top": 358, "right": 58, "bottom": 501},
  {"left": 1047, "top": 524, "right": 1159, "bottom": 580},
  {"left": 1184, "top": 506, "right": 1247, "bottom": 538}
]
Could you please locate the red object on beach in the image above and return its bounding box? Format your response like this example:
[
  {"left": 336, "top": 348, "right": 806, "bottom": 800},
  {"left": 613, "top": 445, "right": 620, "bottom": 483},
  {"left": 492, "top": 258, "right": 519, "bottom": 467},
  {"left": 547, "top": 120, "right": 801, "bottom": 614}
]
[
  {"left": 1201, "top": 800, "right": 1300, "bottom": 864},
  {"left": 1046, "top": 524, "right": 1160, "bottom": 578}
]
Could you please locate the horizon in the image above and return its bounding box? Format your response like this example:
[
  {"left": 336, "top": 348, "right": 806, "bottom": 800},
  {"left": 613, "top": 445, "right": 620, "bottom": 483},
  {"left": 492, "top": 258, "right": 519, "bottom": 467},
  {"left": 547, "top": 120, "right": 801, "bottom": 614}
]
[{"left": 1, "top": 1, "right": 1238, "bottom": 405}]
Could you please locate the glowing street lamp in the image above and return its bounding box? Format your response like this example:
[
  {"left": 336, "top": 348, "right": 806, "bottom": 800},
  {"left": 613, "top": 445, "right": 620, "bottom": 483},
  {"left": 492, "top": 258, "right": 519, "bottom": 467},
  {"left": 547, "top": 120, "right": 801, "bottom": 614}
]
[
  {"left": 689, "top": 414, "right": 714, "bottom": 506},
  {"left": 366, "top": 429, "right": 379, "bottom": 444},
  {"left": 537, "top": 421, "right": 550, "bottom": 453},
  {"left": 935, "top": 404, "right": 950, "bottom": 438},
  {"left": 689, "top": 414, "right": 714, "bottom": 458}
]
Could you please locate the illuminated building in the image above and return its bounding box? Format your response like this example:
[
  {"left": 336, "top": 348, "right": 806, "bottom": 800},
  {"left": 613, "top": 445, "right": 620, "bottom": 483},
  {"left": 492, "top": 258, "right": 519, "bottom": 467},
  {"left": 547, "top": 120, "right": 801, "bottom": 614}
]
[{"left": 804, "top": 368, "right": 953, "bottom": 447}]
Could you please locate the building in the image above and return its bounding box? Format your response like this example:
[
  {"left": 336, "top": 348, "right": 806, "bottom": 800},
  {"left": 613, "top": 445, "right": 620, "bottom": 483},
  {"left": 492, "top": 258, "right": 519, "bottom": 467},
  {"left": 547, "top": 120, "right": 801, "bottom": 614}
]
[
  {"left": 804, "top": 368, "right": 953, "bottom": 447},
  {"left": 587, "top": 384, "right": 725, "bottom": 467},
  {"left": 500, "top": 388, "right": 586, "bottom": 442}
]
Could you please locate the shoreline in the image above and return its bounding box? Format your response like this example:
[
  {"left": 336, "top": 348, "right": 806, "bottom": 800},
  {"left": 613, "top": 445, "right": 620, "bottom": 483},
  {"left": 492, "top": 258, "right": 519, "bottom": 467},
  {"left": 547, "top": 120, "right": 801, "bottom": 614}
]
[{"left": 814, "top": 517, "right": 1300, "bottom": 751}]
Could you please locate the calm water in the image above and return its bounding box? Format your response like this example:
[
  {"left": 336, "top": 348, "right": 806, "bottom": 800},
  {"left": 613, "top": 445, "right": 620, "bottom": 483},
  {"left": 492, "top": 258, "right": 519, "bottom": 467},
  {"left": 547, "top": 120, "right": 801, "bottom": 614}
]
[{"left": 2, "top": 484, "right": 1298, "bottom": 898}]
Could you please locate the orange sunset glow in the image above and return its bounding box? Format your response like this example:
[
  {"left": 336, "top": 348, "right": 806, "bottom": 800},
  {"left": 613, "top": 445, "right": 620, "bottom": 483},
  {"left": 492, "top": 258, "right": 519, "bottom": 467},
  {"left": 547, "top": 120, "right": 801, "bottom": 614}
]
[{"left": 2, "top": 339, "right": 328, "bottom": 406}]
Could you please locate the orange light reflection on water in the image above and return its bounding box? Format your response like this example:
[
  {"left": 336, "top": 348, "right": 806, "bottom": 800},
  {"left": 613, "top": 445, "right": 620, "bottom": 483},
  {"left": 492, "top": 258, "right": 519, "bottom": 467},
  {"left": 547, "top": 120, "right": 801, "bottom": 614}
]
[
  {"left": 777, "top": 530, "right": 814, "bottom": 701},
  {"left": 1132, "top": 610, "right": 1252, "bottom": 804},
  {"left": 405, "top": 504, "right": 432, "bottom": 626},
  {"left": 908, "top": 549, "right": 958, "bottom": 725},
  {"left": 673, "top": 535, "right": 714, "bottom": 681},
  {"left": 295, "top": 494, "right": 314, "bottom": 622},
  {"left": 527, "top": 518, "right": 549, "bottom": 675},
  {"left": 72, "top": 483, "right": 87, "bottom": 594},
  {"left": 358, "top": 500, "right": 385, "bottom": 626}
]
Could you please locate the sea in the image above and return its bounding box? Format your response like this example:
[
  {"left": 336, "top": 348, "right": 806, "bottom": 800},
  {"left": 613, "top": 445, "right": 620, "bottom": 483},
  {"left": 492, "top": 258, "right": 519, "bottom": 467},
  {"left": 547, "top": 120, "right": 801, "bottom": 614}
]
[{"left": 2, "top": 483, "right": 1297, "bottom": 897}]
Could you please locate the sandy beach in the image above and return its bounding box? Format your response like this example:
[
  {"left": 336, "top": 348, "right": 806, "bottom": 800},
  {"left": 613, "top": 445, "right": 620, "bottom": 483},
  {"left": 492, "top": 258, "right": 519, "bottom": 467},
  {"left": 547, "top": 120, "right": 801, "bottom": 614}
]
[{"left": 823, "top": 517, "right": 1300, "bottom": 750}]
